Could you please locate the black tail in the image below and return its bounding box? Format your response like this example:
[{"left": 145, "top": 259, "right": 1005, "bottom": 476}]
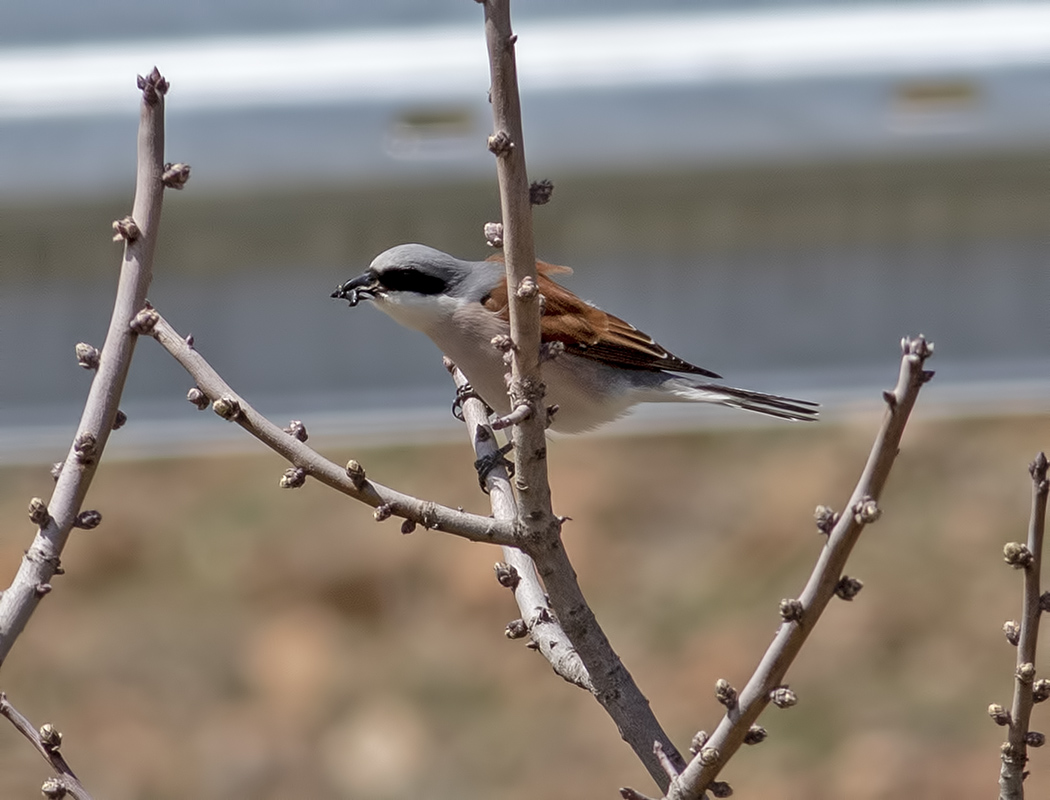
[{"left": 672, "top": 380, "right": 819, "bottom": 422}]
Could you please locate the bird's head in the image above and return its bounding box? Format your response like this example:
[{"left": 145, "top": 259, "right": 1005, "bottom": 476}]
[{"left": 332, "top": 244, "right": 503, "bottom": 333}]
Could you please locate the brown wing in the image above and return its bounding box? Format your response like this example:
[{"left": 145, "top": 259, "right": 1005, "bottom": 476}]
[{"left": 482, "top": 258, "right": 722, "bottom": 378}]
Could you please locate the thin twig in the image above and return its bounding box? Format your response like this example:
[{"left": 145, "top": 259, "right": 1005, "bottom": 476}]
[
  {"left": 0, "top": 693, "right": 94, "bottom": 800},
  {"left": 656, "top": 336, "right": 934, "bottom": 800},
  {"left": 998, "top": 452, "right": 1049, "bottom": 800},
  {"left": 0, "top": 68, "right": 170, "bottom": 667},
  {"left": 148, "top": 314, "right": 516, "bottom": 547}
]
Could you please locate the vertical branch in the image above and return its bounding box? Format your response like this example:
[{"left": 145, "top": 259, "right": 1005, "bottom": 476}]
[
  {"left": 998, "top": 453, "right": 1049, "bottom": 800},
  {"left": 0, "top": 68, "right": 170, "bottom": 667},
  {"left": 476, "top": 1, "right": 684, "bottom": 787},
  {"left": 479, "top": 0, "right": 551, "bottom": 524}
]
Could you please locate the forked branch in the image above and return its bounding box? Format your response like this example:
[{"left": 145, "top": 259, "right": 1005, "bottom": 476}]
[{"left": 0, "top": 68, "right": 170, "bottom": 669}]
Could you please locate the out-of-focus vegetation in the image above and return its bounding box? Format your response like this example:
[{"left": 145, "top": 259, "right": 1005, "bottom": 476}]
[{"left": 0, "top": 413, "right": 1047, "bottom": 799}]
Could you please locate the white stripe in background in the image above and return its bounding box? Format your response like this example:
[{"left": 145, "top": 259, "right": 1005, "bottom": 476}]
[{"left": 1, "top": 3, "right": 1050, "bottom": 120}]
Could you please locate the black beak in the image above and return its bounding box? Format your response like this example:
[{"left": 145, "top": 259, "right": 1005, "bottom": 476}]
[{"left": 331, "top": 271, "right": 378, "bottom": 307}]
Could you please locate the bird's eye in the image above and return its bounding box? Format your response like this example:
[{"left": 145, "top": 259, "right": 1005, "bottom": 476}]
[{"left": 377, "top": 268, "right": 447, "bottom": 295}]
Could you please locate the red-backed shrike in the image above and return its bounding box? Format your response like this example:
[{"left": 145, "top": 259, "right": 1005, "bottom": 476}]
[{"left": 333, "top": 244, "right": 817, "bottom": 433}]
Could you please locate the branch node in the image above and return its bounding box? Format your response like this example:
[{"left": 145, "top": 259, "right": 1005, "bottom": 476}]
[
  {"left": 345, "top": 460, "right": 367, "bottom": 489},
  {"left": 490, "top": 334, "right": 515, "bottom": 353},
  {"left": 710, "top": 780, "right": 734, "bottom": 798},
  {"left": 1034, "top": 679, "right": 1050, "bottom": 703},
  {"left": 505, "top": 618, "right": 529, "bottom": 639},
  {"left": 50, "top": 462, "right": 64, "bottom": 482},
  {"left": 401, "top": 519, "right": 417, "bottom": 535},
  {"left": 283, "top": 419, "right": 309, "bottom": 442},
  {"left": 539, "top": 340, "right": 565, "bottom": 363},
  {"left": 73, "top": 432, "right": 97, "bottom": 464},
  {"left": 529, "top": 179, "right": 554, "bottom": 206},
  {"left": 834, "top": 575, "right": 864, "bottom": 601},
  {"left": 493, "top": 562, "right": 521, "bottom": 590},
  {"left": 161, "top": 162, "right": 191, "bottom": 189},
  {"left": 136, "top": 66, "right": 169, "bottom": 105},
  {"left": 186, "top": 386, "right": 209, "bottom": 410},
  {"left": 715, "top": 678, "right": 738, "bottom": 709},
  {"left": 487, "top": 130, "right": 514, "bottom": 156},
  {"left": 619, "top": 789, "right": 658, "bottom": 800},
  {"left": 279, "top": 467, "right": 306, "bottom": 489},
  {"left": 1030, "top": 451, "right": 1049, "bottom": 482},
  {"left": 484, "top": 221, "right": 504, "bottom": 248},
  {"left": 516, "top": 275, "right": 539, "bottom": 300},
  {"left": 73, "top": 510, "right": 102, "bottom": 530},
  {"left": 852, "top": 496, "right": 881, "bottom": 524},
  {"left": 39, "top": 722, "right": 62, "bottom": 752},
  {"left": 688, "top": 730, "right": 708, "bottom": 755},
  {"left": 698, "top": 746, "right": 720, "bottom": 766},
  {"left": 743, "top": 724, "right": 768, "bottom": 745},
  {"left": 653, "top": 740, "right": 680, "bottom": 780},
  {"left": 129, "top": 307, "right": 159, "bottom": 335},
  {"left": 212, "top": 395, "right": 242, "bottom": 421},
  {"left": 545, "top": 404, "right": 560, "bottom": 429},
  {"left": 491, "top": 403, "right": 532, "bottom": 430},
  {"left": 901, "top": 334, "right": 934, "bottom": 360},
  {"left": 1016, "top": 662, "right": 1037, "bottom": 684},
  {"left": 881, "top": 389, "right": 896, "bottom": 409},
  {"left": 770, "top": 686, "right": 797, "bottom": 708},
  {"left": 373, "top": 503, "right": 393, "bottom": 522},
  {"left": 113, "top": 409, "right": 128, "bottom": 430},
  {"left": 1003, "top": 541, "right": 1034, "bottom": 569},
  {"left": 74, "top": 342, "right": 100, "bottom": 370},
  {"left": 989, "top": 703, "right": 1012, "bottom": 726},
  {"left": 111, "top": 215, "right": 140, "bottom": 242},
  {"left": 34, "top": 583, "right": 52, "bottom": 597},
  {"left": 1004, "top": 620, "right": 1021, "bottom": 646},
  {"left": 28, "top": 497, "right": 49, "bottom": 527},
  {"left": 814, "top": 505, "right": 838, "bottom": 535},
  {"left": 779, "top": 598, "right": 804, "bottom": 621},
  {"left": 1001, "top": 742, "right": 1025, "bottom": 764},
  {"left": 40, "top": 777, "right": 66, "bottom": 799},
  {"left": 1026, "top": 731, "right": 1046, "bottom": 747}
]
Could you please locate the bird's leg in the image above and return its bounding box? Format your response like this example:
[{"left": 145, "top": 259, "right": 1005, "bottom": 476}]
[
  {"left": 473, "top": 440, "right": 515, "bottom": 493},
  {"left": 452, "top": 382, "right": 491, "bottom": 422}
]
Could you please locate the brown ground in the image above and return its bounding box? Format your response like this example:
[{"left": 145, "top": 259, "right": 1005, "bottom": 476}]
[{"left": 1, "top": 412, "right": 1047, "bottom": 799}]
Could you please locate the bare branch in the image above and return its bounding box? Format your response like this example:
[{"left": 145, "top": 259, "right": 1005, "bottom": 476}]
[
  {"left": 998, "top": 451, "right": 1049, "bottom": 800},
  {"left": 665, "top": 335, "right": 934, "bottom": 800},
  {"left": 480, "top": 0, "right": 551, "bottom": 525},
  {"left": 449, "top": 365, "right": 590, "bottom": 690},
  {"left": 477, "top": 1, "right": 685, "bottom": 786},
  {"left": 0, "top": 68, "right": 170, "bottom": 667},
  {"left": 0, "top": 693, "right": 94, "bottom": 800},
  {"left": 148, "top": 314, "right": 515, "bottom": 547}
]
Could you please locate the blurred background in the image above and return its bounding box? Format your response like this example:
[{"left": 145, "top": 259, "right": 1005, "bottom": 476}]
[{"left": 1, "top": 1, "right": 1049, "bottom": 798}]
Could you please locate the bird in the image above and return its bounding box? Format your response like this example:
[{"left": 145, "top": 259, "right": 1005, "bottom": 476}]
[{"left": 332, "top": 244, "right": 817, "bottom": 434}]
